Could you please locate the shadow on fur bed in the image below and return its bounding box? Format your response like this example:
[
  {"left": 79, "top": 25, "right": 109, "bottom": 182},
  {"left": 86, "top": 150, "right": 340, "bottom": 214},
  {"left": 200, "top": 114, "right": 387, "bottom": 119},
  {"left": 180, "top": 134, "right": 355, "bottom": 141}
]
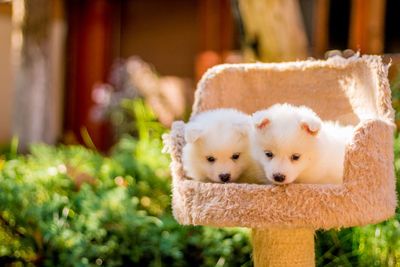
[{"left": 163, "top": 55, "right": 397, "bottom": 230}]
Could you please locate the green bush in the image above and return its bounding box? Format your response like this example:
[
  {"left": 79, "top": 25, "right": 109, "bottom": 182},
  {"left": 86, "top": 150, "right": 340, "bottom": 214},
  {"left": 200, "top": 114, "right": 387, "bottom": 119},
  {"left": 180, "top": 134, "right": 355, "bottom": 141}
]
[{"left": 0, "top": 100, "right": 252, "bottom": 267}]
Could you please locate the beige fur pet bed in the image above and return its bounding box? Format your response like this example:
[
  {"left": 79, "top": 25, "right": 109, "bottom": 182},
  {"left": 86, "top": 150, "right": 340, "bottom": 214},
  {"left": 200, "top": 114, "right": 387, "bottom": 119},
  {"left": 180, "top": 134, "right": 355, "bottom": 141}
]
[{"left": 163, "top": 55, "right": 397, "bottom": 231}]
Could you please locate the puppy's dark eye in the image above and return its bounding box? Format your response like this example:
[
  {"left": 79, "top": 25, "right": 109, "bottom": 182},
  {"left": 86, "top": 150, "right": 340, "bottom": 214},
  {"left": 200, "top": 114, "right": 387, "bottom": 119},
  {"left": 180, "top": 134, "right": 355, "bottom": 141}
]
[
  {"left": 206, "top": 156, "right": 215, "bottom": 162},
  {"left": 265, "top": 151, "right": 274, "bottom": 158},
  {"left": 231, "top": 153, "right": 240, "bottom": 160},
  {"left": 291, "top": 154, "right": 301, "bottom": 161}
]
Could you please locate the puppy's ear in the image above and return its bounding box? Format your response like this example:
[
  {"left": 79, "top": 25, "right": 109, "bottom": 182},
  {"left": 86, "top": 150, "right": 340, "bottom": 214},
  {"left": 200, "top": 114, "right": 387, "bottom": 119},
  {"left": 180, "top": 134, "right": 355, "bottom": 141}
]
[
  {"left": 185, "top": 123, "right": 204, "bottom": 143},
  {"left": 255, "top": 118, "right": 270, "bottom": 130},
  {"left": 253, "top": 116, "right": 270, "bottom": 130},
  {"left": 300, "top": 117, "right": 321, "bottom": 136},
  {"left": 252, "top": 111, "right": 271, "bottom": 130}
]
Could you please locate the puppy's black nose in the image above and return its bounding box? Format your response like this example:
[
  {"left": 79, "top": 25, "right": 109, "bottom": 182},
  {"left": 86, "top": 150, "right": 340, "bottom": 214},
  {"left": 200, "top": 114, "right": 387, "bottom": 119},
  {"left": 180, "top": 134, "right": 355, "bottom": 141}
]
[
  {"left": 219, "top": 173, "right": 231, "bottom": 182},
  {"left": 273, "top": 173, "right": 286, "bottom": 182}
]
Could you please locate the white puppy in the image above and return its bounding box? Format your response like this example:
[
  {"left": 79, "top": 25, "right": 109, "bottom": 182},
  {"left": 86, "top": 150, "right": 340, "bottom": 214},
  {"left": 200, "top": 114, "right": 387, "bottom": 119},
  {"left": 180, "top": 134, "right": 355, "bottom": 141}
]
[
  {"left": 251, "top": 103, "right": 354, "bottom": 185},
  {"left": 182, "top": 108, "right": 267, "bottom": 184}
]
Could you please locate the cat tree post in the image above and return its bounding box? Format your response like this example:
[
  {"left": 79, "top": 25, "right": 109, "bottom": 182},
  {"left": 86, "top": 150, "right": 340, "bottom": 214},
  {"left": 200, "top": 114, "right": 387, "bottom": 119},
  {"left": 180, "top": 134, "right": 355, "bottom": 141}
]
[
  {"left": 252, "top": 228, "right": 315, "bottom": 267},
  {"left": 163, "top": 55, "right": 396, "bottom": 267}
]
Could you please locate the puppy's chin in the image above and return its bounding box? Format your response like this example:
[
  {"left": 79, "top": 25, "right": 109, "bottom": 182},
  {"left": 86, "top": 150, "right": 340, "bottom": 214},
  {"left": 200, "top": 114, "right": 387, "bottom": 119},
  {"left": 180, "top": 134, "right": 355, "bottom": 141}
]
[
  {"left": 267, "top": 176, "right": 296, "bottom": 185},
  {"left": 203, "top": 176, "right": 224, "bottom": 183},
  {"left": 208, "top": 177, "right": 223, "bottom": 183},
  {"left": 269, "top": 180, "right": 289, "bottom": 185}
]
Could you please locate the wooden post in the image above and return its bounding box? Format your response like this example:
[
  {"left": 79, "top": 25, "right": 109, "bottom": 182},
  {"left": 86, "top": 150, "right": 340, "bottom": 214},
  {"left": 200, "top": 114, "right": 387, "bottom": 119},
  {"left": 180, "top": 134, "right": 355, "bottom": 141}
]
[
  {"left": 0, "top": 3, "right": 13, "bottom": 143},
  {"left": 196, "top": 0, "right": 235, "bottom": 81},
  {"left": 313, "top": 0, "right": 330, "bottom": 58},
  {"left": 349, "top": 0, "right": 386, "bottom": 54},
  {"left": 252, "top": 228, "right": 315, "bottom": 267},
  {"left": 11, "top": 0, "right": 66, "bottom": 152},
  {"left": 64, "top": 0, "right": 116, "bottom": 151}
]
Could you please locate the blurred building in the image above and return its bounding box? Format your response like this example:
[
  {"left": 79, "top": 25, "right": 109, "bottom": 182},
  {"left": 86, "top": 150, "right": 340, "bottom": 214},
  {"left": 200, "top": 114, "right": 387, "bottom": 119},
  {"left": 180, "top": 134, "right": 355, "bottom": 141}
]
[{"left": 0, "top": 0, "right": 399, "bottom": 151}]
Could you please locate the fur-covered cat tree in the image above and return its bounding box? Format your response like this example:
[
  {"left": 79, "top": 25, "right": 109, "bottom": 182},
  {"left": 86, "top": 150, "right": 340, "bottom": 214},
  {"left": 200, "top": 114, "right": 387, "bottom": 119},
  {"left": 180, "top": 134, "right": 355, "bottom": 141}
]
[{"left": 163, "top": 55, "right": 397, "bottom": 266}]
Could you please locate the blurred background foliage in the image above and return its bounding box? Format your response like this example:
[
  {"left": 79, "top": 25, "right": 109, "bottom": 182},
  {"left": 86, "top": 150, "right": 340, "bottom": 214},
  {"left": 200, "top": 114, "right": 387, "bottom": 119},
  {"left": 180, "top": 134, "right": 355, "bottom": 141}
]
[{"left": 0, "top": 73, "right": 400, "bottom": 266}]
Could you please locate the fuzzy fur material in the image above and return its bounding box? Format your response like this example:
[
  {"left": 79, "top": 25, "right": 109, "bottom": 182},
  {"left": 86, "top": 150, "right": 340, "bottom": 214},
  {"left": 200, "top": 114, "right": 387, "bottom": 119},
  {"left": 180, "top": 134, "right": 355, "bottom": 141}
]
[{"left": 163, "top": 55, "right": 397, "bottom": 230}]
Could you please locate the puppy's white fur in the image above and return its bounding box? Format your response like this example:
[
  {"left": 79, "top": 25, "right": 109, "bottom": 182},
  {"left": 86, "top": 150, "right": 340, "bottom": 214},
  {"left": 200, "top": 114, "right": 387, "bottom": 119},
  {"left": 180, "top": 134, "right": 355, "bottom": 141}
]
[
  {"left": 183, "top": 108, "right": 267, "bottom": 184},
  {"left": 251, "top": 103, "right": 354, "bottom": 184}
]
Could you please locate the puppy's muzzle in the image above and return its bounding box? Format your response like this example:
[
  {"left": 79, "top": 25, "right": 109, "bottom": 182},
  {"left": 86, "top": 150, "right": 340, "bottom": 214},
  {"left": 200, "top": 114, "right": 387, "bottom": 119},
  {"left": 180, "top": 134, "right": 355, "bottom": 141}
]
[
  {"left": 273, "top": 173, "right": 286, "bottom": 183},
  {"left": 219, "top": 173, "right": 231, "bottom": 182}
]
